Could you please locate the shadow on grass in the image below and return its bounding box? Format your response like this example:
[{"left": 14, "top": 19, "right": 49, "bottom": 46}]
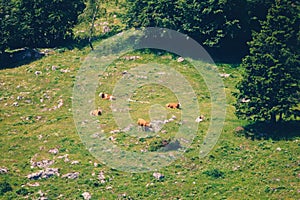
[
  {"left": 240, "top": 120, "right": 300, "bottom": 141},
  {"left": 0, "top": 48, "right": 44, "bottom": 70},
  {"left": 0, "top": 30, "right": 122, "bottom": 70}
]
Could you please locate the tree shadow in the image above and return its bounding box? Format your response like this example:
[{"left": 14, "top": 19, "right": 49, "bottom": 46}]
[
  {"left": 240, "top": 120, "right": 300, "bottom": 141},
  {"left": 0, "top": 48, "right": 45, "bottom": 70},
  {"left": 0, "top": 30, "right": 122, "bottom": 70}
]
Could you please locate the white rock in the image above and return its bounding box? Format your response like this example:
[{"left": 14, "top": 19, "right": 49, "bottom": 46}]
[
  {"left": 27, "top": 182, "right": 40, "bottom": 187},
  {"left": 276, "top": 147, "right": 282, "bottom": 151},
  {"left": 219, "top": 73, "right": 230, "bottom": 78},
  {"left": 27, "top": 168, "right": 59, "bottom": 179},
  {"left": 241, "top": 98, "right": 250, "bottom": 103},
  {"left": 153, "top": 172, "right": 164, "bottom": 180},
  {"left": 51, "top": 66, "right": 58, "bottom": 71},
  {"left": 177, "top": 57, "right": 184, "bottom": 62},
  {"left": 71, "top": 160, "right": 80, "bottom": 165},
  {"left": 48, "top": 148, "right": 59, "bottom": 155},
  {"left": 57, "top": 99, "right": 63, "bottom": 108},
  {"left": 98, "top": 171, "right": 106, "bottom": 183},
  {"left": 0, "top": 167, "right": 8, "bottom": 174},
  {"left": 60, "top": 69, "right": 70, "bottom": 73},
  {"left": 82, "top": 192, "right": 91, "bottom": 200},
  {"left": 35, "top": 71, "right": 42, "bottom": 75},
  {"left": 62, "top": 172, "right": 79, "bottom": 179}
]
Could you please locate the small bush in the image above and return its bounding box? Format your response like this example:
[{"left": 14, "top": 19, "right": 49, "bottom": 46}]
[
  {"left": 0, "top": 181, "right": 12, "bottom": 195},
  {"left": 203, "top": 169, "right": 225, "bottom": 179},
  {"left": 16, "top": 188, "right": 29, "bottom": 196}
]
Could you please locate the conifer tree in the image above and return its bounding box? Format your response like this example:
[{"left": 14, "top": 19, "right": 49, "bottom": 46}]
[{"left": 235, "top": 0, "right": 300, "bottom": 123}]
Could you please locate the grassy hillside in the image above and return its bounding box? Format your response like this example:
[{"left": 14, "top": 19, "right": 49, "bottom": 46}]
[{"left": 0, "top": 37, "right": 299, "bottom": 199}]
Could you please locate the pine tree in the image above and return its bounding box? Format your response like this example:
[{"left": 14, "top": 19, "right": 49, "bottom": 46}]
[{"left": 235, "top": 0, "right": 300, "bottom": 124}]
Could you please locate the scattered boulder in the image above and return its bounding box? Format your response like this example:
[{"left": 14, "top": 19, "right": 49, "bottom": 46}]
[
  {"left": 62, "top": 172, "right": 79, "bottom": 179},
  {"left": 57, "top": 99, "right": 63, "bottom": 108},
  {"left": 17, "top": 96, "right": 23, "bottom": 100},
  {"left": 233, "top": 165, "right": 241, "bottom": 171},
  {"left": 122, "top": 124, "right": 134, "bottom": 132},
  {"left": 98, "top": 171, "right": 106, "bottom": 183},
  {"left": 37, "top": 190, "right": 47, "bottom": 200},
  {"left": 51, "top": 65, "right": 58, "bottom": 71},
  {"left": 35, "top": 71, "right": 42, "bottom": 76},
  {"left": 153, "top": 172, "right": 164, "bottom": 180},
  {"left": 27, "top": 168, "right": 59, "bottom": 180},
  {"left": 30, "top": 159, "right": 54, "bottom": 168},
  {"left": 0, "top": 167, "right": 8, "bottom": 174},
  {"left": 219, "top": 73, "right": 230, "bottom": 78},
  {"left": 240, "top": 98, "right": 250, "bottom": 103},
  {"left": 177, "top": 57, "right": 184, "bottom": 62},
  {"left": 71, "top": 160, "right": 80, "bottom": 165},
  {"left": 110, "top": 129, "right": 121, "bottom": 134},
  {"left": 60, "top": 69, "right": 70, "bottom": 73},
  {"left": 103, "top": 26, "right": 111, "bottom": 33},
  {"left": 57, "top": 154, "right": 69, "bottom": 162},
  {"left": 12, "top": 102, "right": 19, "bottom": 106},
  {"left": 48, "top": 148, "right": 59, "bottom": 155},
  {"left": 26, "top": 182, "right": 40, "bottom": 187},
  {"left": 82, "top": 192, "right": 92, "bottom": 200},
  {"left": 276, "top": 147, "right": 282, "bottom": 151},
  {"left": 35, "top": 116, "right": 42, "bottom": 121},
  {"left": 30, "top": 159, "right": 54, "bottom": 169},
  {"left": 123, "top": 55, "right": 140, "bottom": 61}
]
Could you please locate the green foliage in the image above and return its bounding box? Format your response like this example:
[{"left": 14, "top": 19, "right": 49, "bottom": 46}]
[
  {"left": 123, "top": 0, "right": 244, "bottom": 47},
  {"left": 16, "top": 188, "right": 29, "bottom": 196},
  {"left": 122, "top": 0, "right": 276, "bottom": 59},
  {"left": 0, "top": 181, "right": 12, "bottom": 195},
  {"left": 203, "top": 169, "right": 225, "bottom": 179},
  {"left": 235, "top": 0, "right": 300, "bottom": 123},
  {"left": 0, "top": 0, "right": 85, "bottom": 51},
  {"left": 77, "top": 0, "right": 108, "bottom": 41}
]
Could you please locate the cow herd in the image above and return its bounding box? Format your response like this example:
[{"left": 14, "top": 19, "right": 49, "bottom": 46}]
[{"left": 91, "top": 92, "right": 184, "bottom": 131}]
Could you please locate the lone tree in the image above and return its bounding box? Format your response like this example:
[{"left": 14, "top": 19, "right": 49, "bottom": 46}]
[{"left": 235, "top": 0, "right": 300, "bottom": 124}]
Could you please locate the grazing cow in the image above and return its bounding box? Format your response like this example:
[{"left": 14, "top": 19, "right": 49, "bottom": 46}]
[
  {"left": 90, "top": 108, "right": 102, "bottom": 116},
  {"left": 166, "top": 103, "right": 181, "bottom": 109},
  {"left": 99, "top": 92, "right": 116, "bottom": 100},
  {"left": 137, "top": 118, "right": 151, "bottom": 131}
]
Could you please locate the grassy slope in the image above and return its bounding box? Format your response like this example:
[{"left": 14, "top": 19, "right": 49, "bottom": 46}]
[
  {"left": 1, "top": 3, "right": 299, "bottom": 200},
  {"left": 0, "top": 43, "right": 299, "bottom": 199}
]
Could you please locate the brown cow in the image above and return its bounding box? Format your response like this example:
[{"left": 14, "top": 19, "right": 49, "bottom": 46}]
[
  {"left": 137, "top": 118, "right": 151, "bottom": 131},
  {"left": 99, "top": 92, "right": 116, "bottom": 100},
  {"left": 166, "top": 102, "right": 181, "bottom": 109}
]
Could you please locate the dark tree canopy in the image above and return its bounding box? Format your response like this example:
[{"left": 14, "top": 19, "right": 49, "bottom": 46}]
[
  {"left": 122, "top": 0, "right": 276, "bottom": 61},
  {"left": 235, "top": 0, "right": 300, "bottom": 123},
  {"left": 0, "top": 0, "right": 85, "bottom": 52}
]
